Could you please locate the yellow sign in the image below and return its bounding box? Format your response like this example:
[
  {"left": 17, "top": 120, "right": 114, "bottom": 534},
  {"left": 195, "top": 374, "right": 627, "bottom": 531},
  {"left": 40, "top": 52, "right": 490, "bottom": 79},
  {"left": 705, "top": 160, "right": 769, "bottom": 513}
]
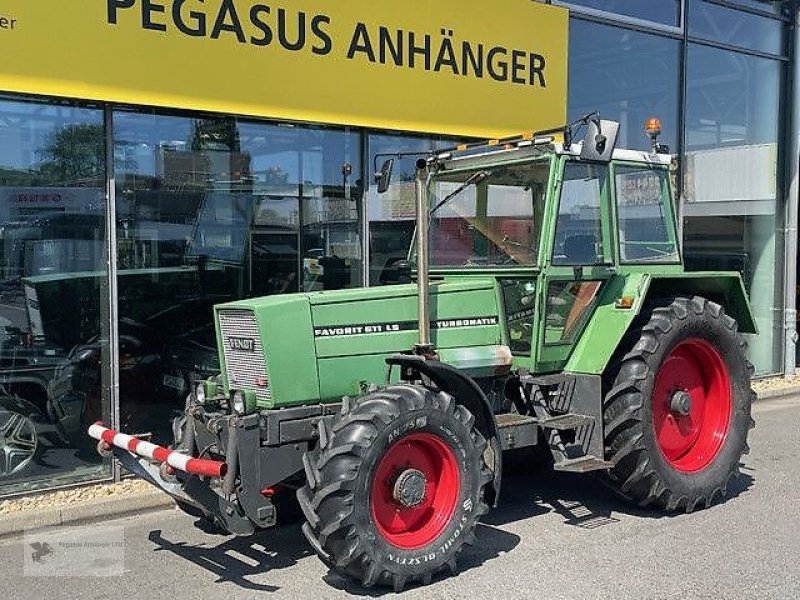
[{"left": 0, "top": 0, "right": 568, "bottom": 138}]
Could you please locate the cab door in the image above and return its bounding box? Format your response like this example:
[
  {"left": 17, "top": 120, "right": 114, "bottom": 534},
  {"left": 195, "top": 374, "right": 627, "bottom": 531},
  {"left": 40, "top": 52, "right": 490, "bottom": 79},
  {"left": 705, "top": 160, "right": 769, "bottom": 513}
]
[{"left": 534, "top": 157, "right": 615, "bottom": 373}]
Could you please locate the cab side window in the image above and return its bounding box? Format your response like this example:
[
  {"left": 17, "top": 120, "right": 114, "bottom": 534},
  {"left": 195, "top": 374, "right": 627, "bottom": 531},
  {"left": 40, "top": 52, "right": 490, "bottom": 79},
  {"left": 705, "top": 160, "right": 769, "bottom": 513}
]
[
  {"left": 552, "top": 162, "right": 608, "bottom": 266},
  {"left": 615, "top": 165, "right": 679, "bottom": 263}
]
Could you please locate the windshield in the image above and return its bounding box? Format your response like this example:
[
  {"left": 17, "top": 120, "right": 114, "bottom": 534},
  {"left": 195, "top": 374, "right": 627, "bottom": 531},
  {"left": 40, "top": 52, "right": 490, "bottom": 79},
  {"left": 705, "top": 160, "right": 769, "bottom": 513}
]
[{"left": 428, "top": 159, "right": 551, "bottom": 267}]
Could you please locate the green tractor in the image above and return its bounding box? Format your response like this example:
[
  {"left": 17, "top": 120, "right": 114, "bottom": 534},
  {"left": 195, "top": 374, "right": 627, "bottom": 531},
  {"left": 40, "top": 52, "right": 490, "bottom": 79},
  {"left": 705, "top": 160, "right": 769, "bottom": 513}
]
[{"left": 90, "top": 115, "right": 756, "bottom": 591}]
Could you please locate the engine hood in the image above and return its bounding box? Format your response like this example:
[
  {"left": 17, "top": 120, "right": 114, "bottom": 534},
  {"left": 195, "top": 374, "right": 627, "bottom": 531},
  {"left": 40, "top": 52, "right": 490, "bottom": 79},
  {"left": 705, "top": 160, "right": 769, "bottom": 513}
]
[{"left": 214, "top": 279, "right": 506, "bottom": 408}]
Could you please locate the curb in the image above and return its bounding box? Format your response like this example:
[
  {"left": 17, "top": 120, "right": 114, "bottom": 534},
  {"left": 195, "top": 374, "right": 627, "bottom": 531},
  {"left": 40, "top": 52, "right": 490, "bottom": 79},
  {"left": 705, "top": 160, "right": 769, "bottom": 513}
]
[
  {"left": 0, "top": 490, "right": 175, "bottom": 540},
  {"left": 755, "top": 385, "right": 800, "bottom": 402}
]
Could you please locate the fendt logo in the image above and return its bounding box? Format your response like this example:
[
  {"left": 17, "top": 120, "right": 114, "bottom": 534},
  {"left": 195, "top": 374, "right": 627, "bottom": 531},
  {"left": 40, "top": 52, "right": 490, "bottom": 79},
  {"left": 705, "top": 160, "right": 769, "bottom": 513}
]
[{"left": 228, "top": 337, "right": 256, "bottom": 353}]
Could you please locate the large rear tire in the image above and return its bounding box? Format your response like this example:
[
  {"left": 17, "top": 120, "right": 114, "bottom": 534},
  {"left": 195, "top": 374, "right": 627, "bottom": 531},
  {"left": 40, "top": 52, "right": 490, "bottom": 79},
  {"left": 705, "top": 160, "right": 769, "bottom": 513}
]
[
  {"left": 603, "top": 296, "right": 755, "bottom": 512},
  {"left": 298, "top": 385, "right": 491, "bottom": 591}
]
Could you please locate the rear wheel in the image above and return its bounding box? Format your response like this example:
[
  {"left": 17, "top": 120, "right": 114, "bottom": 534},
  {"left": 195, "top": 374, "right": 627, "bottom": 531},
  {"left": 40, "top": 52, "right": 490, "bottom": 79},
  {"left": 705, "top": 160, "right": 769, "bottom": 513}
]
[
  {"left": 603, "top": 296, "right": 755, "bottom": 512},
  {"left": 298, "top": 385, "right": 491, "bottom": 591}
]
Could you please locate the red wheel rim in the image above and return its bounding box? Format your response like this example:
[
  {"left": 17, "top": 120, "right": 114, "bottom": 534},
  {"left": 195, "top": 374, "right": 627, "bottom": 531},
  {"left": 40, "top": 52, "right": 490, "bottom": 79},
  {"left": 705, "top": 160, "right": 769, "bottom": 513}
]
[
  {"left": 652, "top": 338, "right": 732, "bottom": 472},
  {"left": 370, "top": 432, "right": 461, "bottom": 550}
]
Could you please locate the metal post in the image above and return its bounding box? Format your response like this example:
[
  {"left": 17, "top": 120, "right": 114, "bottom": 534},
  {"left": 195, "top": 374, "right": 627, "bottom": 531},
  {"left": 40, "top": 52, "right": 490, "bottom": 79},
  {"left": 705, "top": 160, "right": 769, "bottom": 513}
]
[
  {"left": 783, "top": 9, "right": 800, "bottom": 378},
  {"left": 414, "top": 160, "right": 433, "bottom": 352},
  {"left": 104, "top": 107, "right": 121, "bottom": 481}
]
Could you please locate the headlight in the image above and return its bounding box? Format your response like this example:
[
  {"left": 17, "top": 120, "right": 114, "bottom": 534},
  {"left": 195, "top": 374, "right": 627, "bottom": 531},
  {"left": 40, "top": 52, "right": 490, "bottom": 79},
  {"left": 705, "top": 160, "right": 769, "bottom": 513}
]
[
  {"left": 194, "top": 382, "right": 206, "bottom": 404},
  {"left": 231, "top": 390, "right": 245, "bottom": 415}
]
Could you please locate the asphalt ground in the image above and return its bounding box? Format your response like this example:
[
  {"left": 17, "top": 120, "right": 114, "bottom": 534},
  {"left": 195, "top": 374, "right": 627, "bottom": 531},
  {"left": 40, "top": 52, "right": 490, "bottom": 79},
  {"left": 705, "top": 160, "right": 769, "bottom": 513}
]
[{"left": 0, "top": 395, "right": 798, "bottom": 600}]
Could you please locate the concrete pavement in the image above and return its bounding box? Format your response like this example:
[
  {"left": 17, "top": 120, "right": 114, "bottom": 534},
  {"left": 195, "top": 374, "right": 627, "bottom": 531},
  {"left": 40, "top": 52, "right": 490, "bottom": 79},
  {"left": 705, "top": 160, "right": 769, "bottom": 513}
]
[{"left": 1, "top": 395, "right": 799, "bottom": 599}]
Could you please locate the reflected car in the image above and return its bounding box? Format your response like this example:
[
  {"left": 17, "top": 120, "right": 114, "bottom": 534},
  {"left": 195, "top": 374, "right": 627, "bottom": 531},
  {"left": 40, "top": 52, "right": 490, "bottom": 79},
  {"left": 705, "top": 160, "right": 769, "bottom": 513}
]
[{"left": 49, "top": 312, "right": 220, "bottom": 448}]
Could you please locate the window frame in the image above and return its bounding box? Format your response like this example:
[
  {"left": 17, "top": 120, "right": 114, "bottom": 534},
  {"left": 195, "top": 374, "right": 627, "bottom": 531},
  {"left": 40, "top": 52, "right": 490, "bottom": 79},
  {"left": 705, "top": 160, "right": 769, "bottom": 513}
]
[
  {"left": 549, "top": 157, "right": 614, "bottom": 267},
  {"left": 611, "top": 161, "right": 682, "bottom": 266},
  {"left": 553, "top": 0, "right": 685, "bottom": 35}
]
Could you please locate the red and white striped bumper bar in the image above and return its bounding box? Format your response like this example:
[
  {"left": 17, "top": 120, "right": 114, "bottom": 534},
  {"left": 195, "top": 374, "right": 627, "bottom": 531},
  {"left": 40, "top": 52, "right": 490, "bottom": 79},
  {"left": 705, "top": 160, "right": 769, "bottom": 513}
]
[{"left": 88, "top": 422, "right": 228, "bottom": 479}]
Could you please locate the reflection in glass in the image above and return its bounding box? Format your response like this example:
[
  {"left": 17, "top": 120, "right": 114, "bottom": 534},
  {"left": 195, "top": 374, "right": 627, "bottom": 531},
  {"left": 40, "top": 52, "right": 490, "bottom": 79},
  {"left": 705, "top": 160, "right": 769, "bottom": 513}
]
[
  {"left": 560, "top": 0, "right": 680, "bottom": 25},
  {"left": 615, "top": 165, "right": 679, "bottom": 263},
  {"left": 552, "top": 162, "right": 608, "bottom": 266},
  {"left": 569, "top": 19, "right": 681, "bottom": 152},
  {"left": 429, "top": 161, "right": 550, "bottom": 267},
  {"left": 367, "top": 135, "right": 439, "bottom": 285},
  {"left": 732, "top": 0, "right": 791, "bottom": 16},
  {"left": 0, "top": 98, "right": 109, "bottom": 494},
  {"left": 544, "top": 281, "right": 603, "bottom": 345},
  {"left": 500, "top": 280, "right": 537, "bottom": 356},
  {"left": 113, "top": 111, "right": 361, "bottom": 443},
  {"left": 683, "top": 44, "right": 784, "bottom": 374},
  {"left": 688, "top": 0, "right": 785, "bottom": 56}
]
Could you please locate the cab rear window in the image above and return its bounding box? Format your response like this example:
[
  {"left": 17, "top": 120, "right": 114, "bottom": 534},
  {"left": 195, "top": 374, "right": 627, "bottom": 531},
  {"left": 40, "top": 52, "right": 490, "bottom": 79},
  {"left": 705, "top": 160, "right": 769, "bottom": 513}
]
[{"left": 614, "top": 165, "right": 679, "bottom": 263}]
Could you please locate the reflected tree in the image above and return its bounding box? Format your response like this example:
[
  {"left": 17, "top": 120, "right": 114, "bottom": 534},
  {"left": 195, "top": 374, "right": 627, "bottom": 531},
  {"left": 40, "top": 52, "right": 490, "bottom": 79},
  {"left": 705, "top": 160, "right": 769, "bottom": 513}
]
[
  {"left": 190, "top": 117, "right": 241, "bottom": 152},
  {"left": 37, "top": 123, "right": 105, "bottom": 185}
]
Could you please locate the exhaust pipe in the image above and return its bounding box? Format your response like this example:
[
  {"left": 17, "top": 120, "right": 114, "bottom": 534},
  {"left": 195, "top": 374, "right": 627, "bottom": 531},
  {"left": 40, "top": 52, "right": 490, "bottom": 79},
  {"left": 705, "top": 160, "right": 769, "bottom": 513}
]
[
  {"left": 88, "top": 422, "right": 227, "bottom": 479},
  {"left": 414, "top": 159, "right": 433, "bottom": 354}
]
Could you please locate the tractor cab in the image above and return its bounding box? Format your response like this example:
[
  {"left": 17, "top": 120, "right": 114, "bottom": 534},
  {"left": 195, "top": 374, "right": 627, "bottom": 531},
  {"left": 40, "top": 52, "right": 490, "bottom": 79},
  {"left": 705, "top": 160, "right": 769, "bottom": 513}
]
[
  {"left": 425, "top": 121, "right": 678, "bottom": 273},
  {"left": 394, "top": 116, "right": 682, "bottom": 373}
]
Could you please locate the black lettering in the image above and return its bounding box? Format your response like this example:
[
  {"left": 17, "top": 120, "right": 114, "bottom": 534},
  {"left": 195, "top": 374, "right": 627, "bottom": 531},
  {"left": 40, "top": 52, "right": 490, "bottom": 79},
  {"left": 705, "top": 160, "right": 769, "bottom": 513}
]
[
  {"left": 173, "top": 0, "right": 206, "bottom": 37},
  {"left": 107, "top": 0, "right": 135, "bottom": 24},
  {"left": 278, "top": 8, "right": 305, "bottom": 51},
  {"left": 530, "top": 53, "right": 546, "bottom": 86},
  {"left": 434, "top": 29, "right": 459, "bottom": 75},
  {"left": 142, "top": 0, "right": 167, "bottom": 32},
  {"left": 347, "top": 22, "right": 375, "bottom": 62},
  {"left": 249, "top": 4, "right": 272, "bottom": 46},
  {"left": 310, "top": 14, "right": 332, "bottom": 55},
  {"left": 462, "top": 41, "right": 484, "bottom": 78},
  {"left": 487, "top": 46, "right": 508, "bottom": 82},
  {"left": 379, "top": 27, "right": 403, "bottom": 66},
  {"left": 211, "top": 0, "right": 246, "bottom": 43},
  {"left": 511, "top": 49, "right": 526, "bottom": 85},
  {"left": 408, "top": 31, "right": 431, "bottom": 70}
]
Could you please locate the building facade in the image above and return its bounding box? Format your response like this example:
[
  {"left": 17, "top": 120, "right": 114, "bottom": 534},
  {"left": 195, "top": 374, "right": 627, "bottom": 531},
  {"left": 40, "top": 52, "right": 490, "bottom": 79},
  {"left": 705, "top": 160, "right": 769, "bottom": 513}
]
[{"left": 0, "top": 0, "right": 796, "bottom": 496}]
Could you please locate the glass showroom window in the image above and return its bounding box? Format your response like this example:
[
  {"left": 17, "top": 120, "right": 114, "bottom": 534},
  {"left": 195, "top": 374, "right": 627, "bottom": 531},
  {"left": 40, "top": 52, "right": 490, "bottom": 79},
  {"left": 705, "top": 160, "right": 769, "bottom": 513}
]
[
  {"left": 683, "top": 44, "right": 784, "bottom": 375},
  {"left": 568, "top": 19, "right": 681, "bottom": 152},
  {"left": 366, "top": 134, "right": 465, "bottom": 286},
  {"left": 367, "top": 134, "right": 439, "bottom": 286},
  {"left": 0, "top": 97, "right": 110, "bottom": 495},
  {"left": 558, "top": 0, "right": 681, "bottom": 26},
  {"left": 113, "top": 110, "right": 361, "bottom": 444},
  {"left": 688, "top": 0, "right": 786, "bottom": 56}
]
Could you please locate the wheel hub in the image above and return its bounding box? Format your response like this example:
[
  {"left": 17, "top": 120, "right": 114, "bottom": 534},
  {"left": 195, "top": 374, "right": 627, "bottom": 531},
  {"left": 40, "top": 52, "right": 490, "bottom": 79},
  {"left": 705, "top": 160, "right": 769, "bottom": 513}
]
[
  {"left": 652, "top": 338, "right": 732, "bottom": 472},
  {"left": 370, "top": 432, "right": 461, "bottom": 550},
  {"left": 670, "top": 390, "right": 692, "bottom": 416},
  {"left": 392, "top": 468, "right": 427, "bottom": 507}
]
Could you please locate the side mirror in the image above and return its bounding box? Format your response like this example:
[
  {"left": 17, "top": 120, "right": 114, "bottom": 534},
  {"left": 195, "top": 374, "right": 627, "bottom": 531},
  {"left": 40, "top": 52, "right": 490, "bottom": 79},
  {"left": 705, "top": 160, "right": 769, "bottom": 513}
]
[
  {"left": 580, "top": 119, "right": 619, "bottom": 163},
  {"left": 375, "top": 159, "right": 394, "bottom": 194}
]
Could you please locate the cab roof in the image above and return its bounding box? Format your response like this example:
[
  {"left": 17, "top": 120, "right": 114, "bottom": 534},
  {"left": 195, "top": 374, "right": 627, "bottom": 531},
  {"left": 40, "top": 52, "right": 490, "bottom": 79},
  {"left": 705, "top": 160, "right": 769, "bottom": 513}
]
[{"left": 432, "top": 133, "right": 672, "bottom": 172}]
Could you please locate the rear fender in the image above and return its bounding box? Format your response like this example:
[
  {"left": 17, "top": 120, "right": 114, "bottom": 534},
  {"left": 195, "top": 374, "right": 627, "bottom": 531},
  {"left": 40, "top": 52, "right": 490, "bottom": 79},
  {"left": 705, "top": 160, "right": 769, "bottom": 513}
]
[
  {"left": 645, "top": 273, "right": 756, "bottom": 334},
  {"left": 565, "top": 272, "right": 756, "bottom": 376}
]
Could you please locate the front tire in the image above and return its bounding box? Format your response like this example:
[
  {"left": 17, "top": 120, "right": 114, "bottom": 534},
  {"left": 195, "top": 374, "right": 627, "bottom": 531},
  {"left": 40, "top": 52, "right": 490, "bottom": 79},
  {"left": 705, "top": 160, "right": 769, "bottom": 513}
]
[
  {"left": 298, "top": 385, "right": 491, "bottom": 591},
  {"left": 603, "top": 296, "right": 755, "bottom": 512}
]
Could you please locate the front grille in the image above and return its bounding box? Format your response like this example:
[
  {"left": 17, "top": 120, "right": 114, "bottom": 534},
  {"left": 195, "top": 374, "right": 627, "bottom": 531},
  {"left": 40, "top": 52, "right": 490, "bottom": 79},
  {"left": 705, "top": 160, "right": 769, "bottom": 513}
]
[{"left": 217, "top": 309, "right": 271, "bottom": 403}]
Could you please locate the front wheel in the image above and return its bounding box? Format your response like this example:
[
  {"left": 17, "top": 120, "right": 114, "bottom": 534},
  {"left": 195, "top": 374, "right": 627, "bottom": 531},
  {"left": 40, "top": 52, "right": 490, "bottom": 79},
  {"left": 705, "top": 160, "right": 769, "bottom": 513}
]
[
  {"left": 602, "top": 296, "right": 755, "bottom": 512},
  {"left": 298, "top": 385, "right": 491, "bottom": 591}
]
